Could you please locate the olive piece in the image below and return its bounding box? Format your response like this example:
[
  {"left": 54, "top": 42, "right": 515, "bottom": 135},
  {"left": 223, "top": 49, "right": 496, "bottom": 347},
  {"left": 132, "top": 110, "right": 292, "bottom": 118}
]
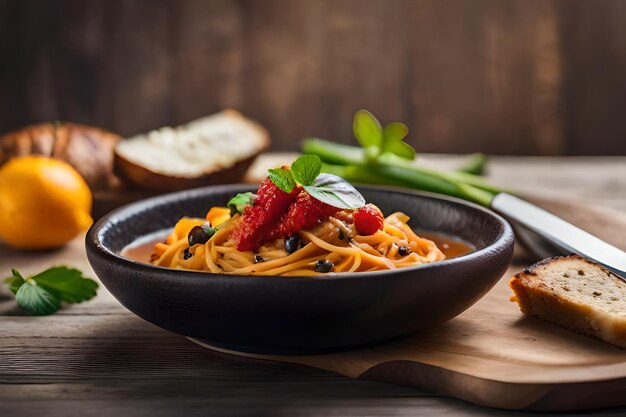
[
  {"left": 284, "top": 234, "right": 301, "bottom": 254},
  {"left": 183, "top": 248, "right": 193, "bottom": 260},
  {"left": 398, "top": 246, "right": 411, "bottom": 256},
  {"left": 315, "top": 259, "right": 334, "bottom": 273},
  {"left": 254, "top": 254, "right": 265, "bottom": 263},
  {"left": 188, "top": 225, "right": 211, "bottom": 246}
]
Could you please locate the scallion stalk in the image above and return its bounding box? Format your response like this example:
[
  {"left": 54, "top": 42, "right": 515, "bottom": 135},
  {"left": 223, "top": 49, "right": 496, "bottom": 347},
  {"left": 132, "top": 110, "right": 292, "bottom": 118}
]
[{"left": 304, "top": 138, "right": 504, "bottom": 207}]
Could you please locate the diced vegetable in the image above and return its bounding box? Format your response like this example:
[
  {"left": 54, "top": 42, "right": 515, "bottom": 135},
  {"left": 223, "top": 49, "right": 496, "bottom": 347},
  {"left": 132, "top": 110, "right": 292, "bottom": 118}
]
[{"left": 206, "top": 207, "right": 231, "bottom": 227}]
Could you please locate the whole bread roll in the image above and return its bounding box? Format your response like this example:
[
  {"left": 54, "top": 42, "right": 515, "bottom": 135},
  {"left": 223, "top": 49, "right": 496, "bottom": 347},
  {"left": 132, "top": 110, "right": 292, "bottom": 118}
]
[{"left": 0, "top": 122, "right": 121, "bottom": 190}]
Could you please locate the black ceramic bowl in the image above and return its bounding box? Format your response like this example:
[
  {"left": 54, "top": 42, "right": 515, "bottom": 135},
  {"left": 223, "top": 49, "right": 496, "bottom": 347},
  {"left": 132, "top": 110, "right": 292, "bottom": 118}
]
[{"left": 86, "top": 185, "right": 514, "bottom": 354}]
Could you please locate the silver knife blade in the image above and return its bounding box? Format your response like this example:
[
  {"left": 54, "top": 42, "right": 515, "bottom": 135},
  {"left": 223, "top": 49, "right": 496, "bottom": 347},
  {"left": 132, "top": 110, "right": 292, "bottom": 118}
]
[{"left": 491, "top": 193, "right": 626, "bottom": 278}]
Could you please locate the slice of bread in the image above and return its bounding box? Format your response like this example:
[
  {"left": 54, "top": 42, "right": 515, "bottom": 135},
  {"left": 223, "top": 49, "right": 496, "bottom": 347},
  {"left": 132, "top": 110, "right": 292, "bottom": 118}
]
[
  {"left": 510, "top": 255, "right": 626, "bottom": 348},
  {"left": 114, "top": 109, "right": 270, "bottom": 191}
]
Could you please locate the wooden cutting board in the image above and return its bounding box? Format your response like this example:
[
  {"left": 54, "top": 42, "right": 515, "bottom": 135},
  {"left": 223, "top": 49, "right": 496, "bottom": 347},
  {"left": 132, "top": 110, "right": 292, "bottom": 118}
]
[
  {"left": 187, "top": 197, "right": 626, "bottom": 412},
  {"left": 91, "top": 154, "right": 626, "bottom": 412}
]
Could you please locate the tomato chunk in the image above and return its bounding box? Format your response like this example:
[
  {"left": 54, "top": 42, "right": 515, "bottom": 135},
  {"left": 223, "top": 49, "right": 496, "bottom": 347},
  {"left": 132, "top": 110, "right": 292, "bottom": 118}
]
[
  {"left": 267, "top": 191, "right": 339, "bottom": 240},
  {"left": 232, "top": 177, "right": 300, "bottom": 251},
  {"left": 354, "top": 204, "right": 384, "bottom": 236}
]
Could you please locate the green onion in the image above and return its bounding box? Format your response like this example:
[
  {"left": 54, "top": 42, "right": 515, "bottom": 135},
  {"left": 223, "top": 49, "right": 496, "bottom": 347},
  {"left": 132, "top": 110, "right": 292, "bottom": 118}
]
[{"left": 304, "top": 138, "right": 506, "bottom": 207}]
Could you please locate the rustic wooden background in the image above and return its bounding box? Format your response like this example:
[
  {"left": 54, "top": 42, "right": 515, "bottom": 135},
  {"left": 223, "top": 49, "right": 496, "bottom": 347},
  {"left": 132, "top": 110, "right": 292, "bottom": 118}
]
[{"left": 1, "top": 0, "right": 625, "bottom": 155}]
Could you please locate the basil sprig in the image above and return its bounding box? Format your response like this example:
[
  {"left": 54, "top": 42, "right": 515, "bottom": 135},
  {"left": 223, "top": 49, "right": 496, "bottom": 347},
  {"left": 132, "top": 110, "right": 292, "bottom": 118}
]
[
  {"left": 267, "top": 168, "right": 295, "bottom": 193},
  {"left": 303, "top": 173, "right": 365, "bottom": 209},
  {"left": 268, "top": 155, "right": 365, "bottom": 210}
]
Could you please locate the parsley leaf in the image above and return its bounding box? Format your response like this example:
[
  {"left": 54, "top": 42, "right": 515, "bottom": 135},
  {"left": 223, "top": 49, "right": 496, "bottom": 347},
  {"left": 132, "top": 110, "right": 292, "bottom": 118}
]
[
  {"left": 268, "top": 168, "right": 295, "bottom": 193},
  {"left": 227, "top": 192, "right": 255, "bottom": 216},
  {"left": 7, "top": 269, "right": 25, "bottom": 295},
  {"left": 4, "top": 267, "right": 98, "bottom": 316},
  {"left": 291, "top": 155, "right": 322, "bottom": 186},
  {"left": 201, "top": 224, "right": 219, "bottom": 239},
  {"left": 32, "top": 267, "right": 98, "bottom": 303},
  {"left": 15, "top": 282, "right": 61, "bottom": 316}
]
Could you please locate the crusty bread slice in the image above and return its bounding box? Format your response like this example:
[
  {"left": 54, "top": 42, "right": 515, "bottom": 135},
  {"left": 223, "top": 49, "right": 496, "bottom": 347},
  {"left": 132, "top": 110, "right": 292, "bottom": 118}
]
[
  {"left": 114, "top": 109, "right": 269, "bottom": 191},
  {"left": 510, "top": 255, "right": 626, "bottom": 348}
]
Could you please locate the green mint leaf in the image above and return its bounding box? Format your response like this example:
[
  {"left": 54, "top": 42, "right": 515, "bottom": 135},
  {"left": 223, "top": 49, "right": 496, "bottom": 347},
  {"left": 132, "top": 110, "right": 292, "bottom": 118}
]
[
  {"left": 353, "top": 109, "right": 383, "bottom": 149},
  {"left": 227, "top": 192, "right": 255, "bottom": 216},
  {"left": 291, "top": 155, "right": 321, "bottom": 186},
  {"left": 32, "top": 267, "right": 98, "bottom": 304},
  {"left": 384, "top": 139, "right": 416, "bottom": 160},
  {"left": 15, "top": 281, "right": 61, "bottom": 316},
  {"left": 201, "top": 224, "right": 218, "bottom": 239},
  {"left": 6, "top": 269, "right": 26, "bottom": 295},
  {"left": 303, "top": 173, "right": 366, "bottom": 209},
  {"left": 268, "top": 168, "right": 295, "bottom": 193}
]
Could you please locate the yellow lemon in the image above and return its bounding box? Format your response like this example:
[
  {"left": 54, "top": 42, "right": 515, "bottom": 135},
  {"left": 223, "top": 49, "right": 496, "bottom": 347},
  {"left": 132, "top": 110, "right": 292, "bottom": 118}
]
[{"left": 0, "top": 156, "right": 93, "bottom": 249}]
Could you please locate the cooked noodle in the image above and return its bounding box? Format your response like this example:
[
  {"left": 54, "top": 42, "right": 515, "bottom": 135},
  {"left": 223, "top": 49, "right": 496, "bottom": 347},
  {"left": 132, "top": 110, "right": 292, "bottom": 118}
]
[{"left": 152, "top": 211, "right": 445, "bottom": 276}]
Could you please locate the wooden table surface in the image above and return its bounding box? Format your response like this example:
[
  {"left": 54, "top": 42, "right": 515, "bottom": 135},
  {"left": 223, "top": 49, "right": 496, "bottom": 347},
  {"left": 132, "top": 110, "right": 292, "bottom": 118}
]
[{"left": 1, "top": 155, "right": 625, "bottom": 417}]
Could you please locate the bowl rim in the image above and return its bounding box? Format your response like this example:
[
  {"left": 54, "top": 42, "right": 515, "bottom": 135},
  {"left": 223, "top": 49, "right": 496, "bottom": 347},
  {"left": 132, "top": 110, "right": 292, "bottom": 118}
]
[{"left": 86, "top": 184, "right": 514, "bottom": 283}]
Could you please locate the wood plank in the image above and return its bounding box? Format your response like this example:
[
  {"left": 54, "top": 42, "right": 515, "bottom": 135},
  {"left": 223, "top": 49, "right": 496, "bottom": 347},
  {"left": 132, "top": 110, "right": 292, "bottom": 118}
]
[
  {"left": 558, "top": 0, "right": 626, "bottom": 155},
  {"left": 104, "top": 0, "right": 176, "bottom": 136},
  {"left": 2, "top": 395, "right": 561, "bottom": 417},
  {"left": 1, "top": 1, "right": 626, "bottom": 155},
  {"left": 405, "top": 0, "right": 565, "bottom": 155},
  {"left": 316, "top": 0, "right": 411, "bottom": 144},
  {"left": 173, "top": 0, "right": 243, "bottom": 122},
  {"left": 238, "top": 0, "right": 328, "bottom": 149}
]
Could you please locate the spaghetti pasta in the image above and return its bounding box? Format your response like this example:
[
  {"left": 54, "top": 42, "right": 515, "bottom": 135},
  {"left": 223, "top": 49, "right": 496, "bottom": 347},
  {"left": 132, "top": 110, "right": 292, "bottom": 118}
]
[
  {"left": 151, "top": 156, "right": 447, "bottom": 276},
  {"left": 152, "top": 210, "right": 445, "bottom": 277}
]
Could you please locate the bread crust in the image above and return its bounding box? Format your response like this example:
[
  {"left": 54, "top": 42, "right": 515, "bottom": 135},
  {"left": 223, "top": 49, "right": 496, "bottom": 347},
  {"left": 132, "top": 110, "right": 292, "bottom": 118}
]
[
  {"left": 0, "top": 122, "right": 121, "bottom": 190},
  {"left": 510, "top": 255, "right": 626, "bottom": 348},
  {"left": 113, "top": 109, "right": 270, "bottom": 191},
  {"left": 114, "top": 150, "right": 262, "bottom": 191}
]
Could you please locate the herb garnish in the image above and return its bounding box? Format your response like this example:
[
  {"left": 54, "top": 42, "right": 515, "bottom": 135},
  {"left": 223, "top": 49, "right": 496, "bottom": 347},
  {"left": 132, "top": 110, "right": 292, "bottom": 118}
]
[
  {"left": 267, "top": 168, "right": 296, "bottom": 193},
  {"left": 5, "top": 267, "right": 98, "bottom": 316},
  {"left": 202, "top": 224, "right": 218, "bottom": 238},
  {"left": 354, "top": 109, "right": 416, "bottom": 162},
  {"left": 227, "top": 192, "right": 255, "bottom": 216},
  {"left": 303, "top": 173, "right": 365, "bottom": 209},
  {"left": 291, "top": 154, "right": 321, "bottom": 186},
  {"left": 268, "top": 155, "right": 365, "bottom": 210}
]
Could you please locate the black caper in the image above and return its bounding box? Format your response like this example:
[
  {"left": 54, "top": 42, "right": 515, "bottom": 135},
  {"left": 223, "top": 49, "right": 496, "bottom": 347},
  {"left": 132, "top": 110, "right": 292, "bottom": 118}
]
[
  {"left": 398, "top": 246, "right": 411, "bottom": 256},
  {"left": 338, "top": 230, "right": 345, "bottom": 240},
  {"left": 315, "top": 259, "right": 334, "bottom": 273},
  {"left": 188, "top": 225, "right": 211, "bottom": 246},
  {"left": 183, "top": 248, "right": 193, "bottom": 260},
  {"left": 284, "top": 234, "right": 301, "bottom": 254},
  {"left": 254, "top": 254, "right": 265, "bottom": 263}
]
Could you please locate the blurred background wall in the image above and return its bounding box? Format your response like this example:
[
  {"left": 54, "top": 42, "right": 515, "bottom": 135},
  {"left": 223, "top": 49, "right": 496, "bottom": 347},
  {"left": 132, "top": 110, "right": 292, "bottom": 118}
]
[{"left": 1, "top": 0, "right": 625, "bottom": 155}]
